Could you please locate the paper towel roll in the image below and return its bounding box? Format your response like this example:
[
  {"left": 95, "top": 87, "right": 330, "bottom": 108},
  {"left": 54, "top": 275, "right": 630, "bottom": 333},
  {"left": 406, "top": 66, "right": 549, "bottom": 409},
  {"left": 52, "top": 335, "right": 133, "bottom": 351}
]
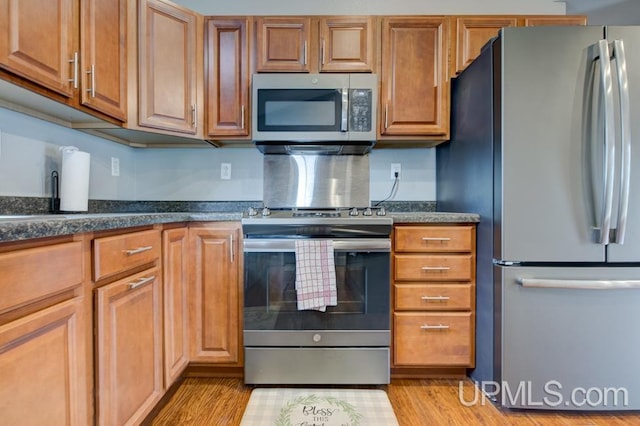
[{"left": 59, "top": 146, "right": 91, "bottom": 212}]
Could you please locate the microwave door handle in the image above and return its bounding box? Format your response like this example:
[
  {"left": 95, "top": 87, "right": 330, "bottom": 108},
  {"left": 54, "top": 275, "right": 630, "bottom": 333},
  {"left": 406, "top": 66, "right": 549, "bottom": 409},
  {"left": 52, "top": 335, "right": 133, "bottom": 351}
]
[{"left": 341, "top": 88, "right": 348, "bottom": 132}]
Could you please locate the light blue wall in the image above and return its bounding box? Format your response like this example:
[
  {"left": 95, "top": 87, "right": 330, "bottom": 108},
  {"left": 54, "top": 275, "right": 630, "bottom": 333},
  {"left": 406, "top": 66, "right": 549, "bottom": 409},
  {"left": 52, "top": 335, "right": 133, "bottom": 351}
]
[{"left": 0, "top": 107, "right": 435, "bottom": 201}]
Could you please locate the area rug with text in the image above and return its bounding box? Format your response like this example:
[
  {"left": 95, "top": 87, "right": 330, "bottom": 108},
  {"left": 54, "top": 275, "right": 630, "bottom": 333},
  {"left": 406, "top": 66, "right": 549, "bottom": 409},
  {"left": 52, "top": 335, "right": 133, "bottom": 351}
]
[{"left": 240, "top": 388, "right": 399, "bottom": 426}]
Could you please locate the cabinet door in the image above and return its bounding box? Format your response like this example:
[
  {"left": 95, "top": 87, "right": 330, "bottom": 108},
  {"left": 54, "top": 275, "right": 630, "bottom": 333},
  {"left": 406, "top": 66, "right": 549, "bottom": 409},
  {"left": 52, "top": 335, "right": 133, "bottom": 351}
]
[
  {"left": 162, "top": 227, "right": 189, "bottom": 387},
  {"left": 255, "top": 17, "right": 311, "bottom": 72},
  {"left": 0, "top": 0, "right": 76, "bottom": 97},
  {"left": 205, "top": 18, "right": 250, "bottom": 139},
  {"left": 95, "top": 267, "right": 163, "bottom": 426},
  {"left": 189, "top": 224, "right": 241, "bottom": 364},
  {"left": 522, "top": 15, "right": 587, "bottom": 27},
  {"left": 452, "top": 16, "right": 518, "bottom": 76},
  {"left": 138, "top": 0, "right": 198, "bottom": 134},
  {"left": 380, "top": 17, "right": 449, "bottom": 138},
  {"left": 80, "top": 0, "right": 127, "bottom": 120},
  {"left": 319, "top": 16, "right": 374, "bottom": 72},
  {"left": 0, "top": 298, "right": 89, "bottom": 426}
]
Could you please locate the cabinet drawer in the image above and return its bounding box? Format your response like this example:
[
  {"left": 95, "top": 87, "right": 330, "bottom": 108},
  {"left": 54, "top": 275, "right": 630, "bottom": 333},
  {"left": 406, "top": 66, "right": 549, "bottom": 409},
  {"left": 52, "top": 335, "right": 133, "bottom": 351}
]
[
  {"left": 394, "top": 226, "right": 474, "bottom": 252},
  {"left": 0, "top": 241, "right": 83, "bottom": 313},
  {"left": 394, "top": 284, "right": 472, "bottom": 311},
  {"left": 394, "top": 254, "right": 473, "bottom": 282},
  {"left": 394, "top": 312, "right": 473, "bottom": 366},
  {"left": 93, "top": 230, "right": 160, "bottom": 281}
]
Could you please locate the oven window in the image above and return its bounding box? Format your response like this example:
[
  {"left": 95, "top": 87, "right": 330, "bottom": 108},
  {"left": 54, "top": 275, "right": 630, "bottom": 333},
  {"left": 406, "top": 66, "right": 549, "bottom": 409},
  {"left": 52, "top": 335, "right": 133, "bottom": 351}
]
[
  {"left": 244, "top": 251, "right": 390, "bottom": 331},
  {"left": 257, "top": 89, "right": 342, "bottom": 131}
]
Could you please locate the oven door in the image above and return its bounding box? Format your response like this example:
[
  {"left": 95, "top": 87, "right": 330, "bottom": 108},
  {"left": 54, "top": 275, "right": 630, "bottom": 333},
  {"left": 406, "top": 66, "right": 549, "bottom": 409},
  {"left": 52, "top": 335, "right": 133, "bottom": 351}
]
[{"left": 243, "top": 238, "right": 390, "bottom": 347}]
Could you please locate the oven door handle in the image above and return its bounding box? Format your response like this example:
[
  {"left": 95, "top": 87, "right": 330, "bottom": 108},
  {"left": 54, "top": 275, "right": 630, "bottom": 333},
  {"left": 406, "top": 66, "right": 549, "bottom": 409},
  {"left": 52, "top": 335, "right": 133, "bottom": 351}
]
[{"left": 243, "top": 238, "right": 391, "bottom": 252}]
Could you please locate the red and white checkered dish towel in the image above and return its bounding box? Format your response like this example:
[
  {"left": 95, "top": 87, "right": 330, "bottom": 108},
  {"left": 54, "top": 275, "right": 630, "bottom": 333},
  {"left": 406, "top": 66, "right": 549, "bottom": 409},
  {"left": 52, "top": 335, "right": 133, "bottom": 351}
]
[{"left": 294, "top": 240, "right": 337, "bottom": 311}]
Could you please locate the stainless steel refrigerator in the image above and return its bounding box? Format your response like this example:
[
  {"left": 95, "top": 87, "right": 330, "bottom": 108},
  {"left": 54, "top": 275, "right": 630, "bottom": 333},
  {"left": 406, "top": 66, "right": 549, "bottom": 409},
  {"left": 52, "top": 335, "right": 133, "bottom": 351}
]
[{"left": 437, "top": 26, "right": 640, "bottom": 410}]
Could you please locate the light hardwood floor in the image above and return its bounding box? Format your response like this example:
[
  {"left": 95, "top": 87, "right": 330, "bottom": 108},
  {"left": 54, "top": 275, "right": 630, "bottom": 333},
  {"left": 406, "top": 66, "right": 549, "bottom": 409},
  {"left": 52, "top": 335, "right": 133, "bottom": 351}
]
[{"left": 149, "top": 378, "right": 639, "bottom": 425}]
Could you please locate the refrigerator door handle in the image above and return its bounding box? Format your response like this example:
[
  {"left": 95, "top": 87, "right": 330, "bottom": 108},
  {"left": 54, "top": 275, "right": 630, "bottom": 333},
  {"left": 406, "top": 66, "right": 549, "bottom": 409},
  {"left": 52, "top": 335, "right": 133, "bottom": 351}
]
[
  {"left": 611, "top": 39, "right": 631, "bottom": 244},
  {"left": 594, "top": 40, "right": 616, "bottom": 245},
  {"left": 518, "top": 278, "right": 640, "bottom": 290}
]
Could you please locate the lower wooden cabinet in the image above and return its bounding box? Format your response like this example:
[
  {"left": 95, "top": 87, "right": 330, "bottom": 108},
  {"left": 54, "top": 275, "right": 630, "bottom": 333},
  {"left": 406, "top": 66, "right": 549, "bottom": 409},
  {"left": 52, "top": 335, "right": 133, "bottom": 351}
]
[
  {"left": 392, "top": 224, "right": 476, "bottom": 372},
  {"left": 95, "top": 266, "right": 164, "bottom": 426},
  {"left": 162, "top": 227, "right": 190, "bottom": 386},
  {"left": 188, "top": 222, "right": 242, "bottom": 365},
  {"left": 0, "top": 236, "right": 90, "bottom": 426}
]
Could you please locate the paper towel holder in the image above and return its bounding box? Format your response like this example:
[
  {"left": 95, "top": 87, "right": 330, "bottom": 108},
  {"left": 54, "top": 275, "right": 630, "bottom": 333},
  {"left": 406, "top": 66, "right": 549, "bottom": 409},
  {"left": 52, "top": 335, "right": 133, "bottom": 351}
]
[{"left": 50, "top": 170, "right": 60, "bottom": 213}]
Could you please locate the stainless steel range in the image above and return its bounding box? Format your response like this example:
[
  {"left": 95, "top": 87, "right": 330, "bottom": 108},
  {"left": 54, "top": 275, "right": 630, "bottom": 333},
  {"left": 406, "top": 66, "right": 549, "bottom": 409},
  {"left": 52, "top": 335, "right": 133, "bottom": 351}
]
[{"left": 242, "top": 155, "right": 392, "bottom": 385}]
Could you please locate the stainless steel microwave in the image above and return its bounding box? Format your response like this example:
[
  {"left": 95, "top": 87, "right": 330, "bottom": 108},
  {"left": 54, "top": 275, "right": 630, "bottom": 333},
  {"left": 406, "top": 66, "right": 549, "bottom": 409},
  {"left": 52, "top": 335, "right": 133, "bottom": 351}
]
[{"left": 252, "top": 73, "right": 377, "bottom": 154}]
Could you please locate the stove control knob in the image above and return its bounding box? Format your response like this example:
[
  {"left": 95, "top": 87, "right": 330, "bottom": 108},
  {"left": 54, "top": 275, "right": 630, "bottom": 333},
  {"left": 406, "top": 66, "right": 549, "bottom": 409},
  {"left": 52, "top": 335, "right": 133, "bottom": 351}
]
[
  {"left": 349, "top": 208, "right": 359, "bottom": 216},
  {"left": 363, "top": 207, "right": 373, "bottom": 216},
  {"left": 247, "top": 207, "right": 258, "bottom": 216},
  {"left": 262, "top": 207, "right": 271, "bottom": 216},
  {"left": 376, "top": 206, "right": 387, "bottom": 216},
  {"left": 313, "top": 334, "right": 322, "bottom": 343}
]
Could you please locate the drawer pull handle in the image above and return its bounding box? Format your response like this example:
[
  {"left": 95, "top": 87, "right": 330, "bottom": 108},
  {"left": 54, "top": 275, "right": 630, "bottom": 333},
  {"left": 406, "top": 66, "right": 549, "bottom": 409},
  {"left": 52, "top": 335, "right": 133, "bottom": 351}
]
[
  {"left": 124, "top": 246, "right": 153, "bottom": 255},
  {"left": 420, "top": 324, "right": 450, "bottom": 330},
  {"left": 422, "top": 237, "right": 451, "bottom": 241},
  {"left": 421, "top": 295, "right": 450, "bottom": 301},
  {"left": 129, "top": 276, "right": 155, "bottom": 290},
  {"left": 421, "top": 266, "right": 451, "bottom": 271}
]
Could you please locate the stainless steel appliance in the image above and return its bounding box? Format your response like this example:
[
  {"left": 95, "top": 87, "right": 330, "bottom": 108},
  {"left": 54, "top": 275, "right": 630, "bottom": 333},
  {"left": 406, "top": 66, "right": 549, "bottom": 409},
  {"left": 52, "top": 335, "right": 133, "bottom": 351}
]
[
  {"left": 242, "top": 154, "right": 392, "bottom": 384},
  {"left": 437, "top": 26, "right": 640, "bottom": 410},
  {"left": 252, "top": 73, "right": 377, "bottom": 154}
]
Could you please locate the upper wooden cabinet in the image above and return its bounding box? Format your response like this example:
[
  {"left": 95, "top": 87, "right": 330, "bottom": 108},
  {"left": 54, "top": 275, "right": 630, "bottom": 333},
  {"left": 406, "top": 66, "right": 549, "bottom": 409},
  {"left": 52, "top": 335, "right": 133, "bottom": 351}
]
[
  {"left": 451, "top": 15, "right": 587, "bottom": 76},
  {"left": 255, "top": 16, "right": 374, "bottom": 73},
  {"left": 0, "top": 0, "right": 76, "bottom": 97},
  {"left": 379, "top": 17, "right": 449, "bottom": 140},
  {"left": 205, "top": 17, "right": 250, "bottom": 140},
  {"left": 80, "top": 0, "right": 127, "bottom": 120},
  {"left": 255, "top": 16, "right": 311, "bottom": 72},
  {"left": 138, "top": 0, "right": 202, "bottom": 135},
  {"left": 0, "top": 0, "right": 127, "bottom": 121},
  {"left": 318, "top": 16, "right": 374, "bottom": 72}
]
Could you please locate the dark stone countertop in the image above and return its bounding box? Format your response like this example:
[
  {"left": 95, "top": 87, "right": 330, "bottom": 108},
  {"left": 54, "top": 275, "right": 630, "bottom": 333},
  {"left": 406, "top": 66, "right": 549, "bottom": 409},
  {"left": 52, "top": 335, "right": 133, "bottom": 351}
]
[{"left": 0, "top": 211, "right": 479, "bottom": 244}]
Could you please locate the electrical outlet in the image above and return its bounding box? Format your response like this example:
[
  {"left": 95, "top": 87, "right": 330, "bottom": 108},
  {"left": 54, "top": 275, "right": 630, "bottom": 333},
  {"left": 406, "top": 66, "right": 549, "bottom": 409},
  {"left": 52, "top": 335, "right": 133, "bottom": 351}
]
[
  {"left": 221, "top": 163, "right": 231, "bottom": 180},
  {"left": 111, "top": 157, "right": 120, "bottom": 177},
  {"left": 390, "top": 163, "right": 401, "bottom": 180}
]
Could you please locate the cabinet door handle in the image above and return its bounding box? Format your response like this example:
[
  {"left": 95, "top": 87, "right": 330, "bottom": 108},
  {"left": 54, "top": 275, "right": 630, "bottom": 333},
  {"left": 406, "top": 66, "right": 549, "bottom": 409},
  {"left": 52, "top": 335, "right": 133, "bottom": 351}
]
[
  {"left": 303, "top": 41, "right": 307, "bottom": 65},
  {"left": 86, "top": 64, "right": 95, "bottom": 97},
  {"left": 321, "top": 38, "right": 325, "bottom": 65},
  {"left": 230, "top": 234, "right": 235, "bottom": 263},
  {"left": 192, "top": 104, "right": 197, "bottom": 131},
  {"left": 123, "top": 246, "right": 153, "bottom": 255},
  {"left": 384, "top": 103, "right": 389, "bottom": 129},
  {"left": 422, "top": 237, "right": 451, "bottom": 241},
  {"left": 241, "top": 105, "right": 245, "bottom": 129},
  {"left": 421, "top": 295, "right": 450, "bottom": 301},
  {"left": 420, "top": 324, "right": 450, "bottom": 330},
  {"left": 68, "top": 52, "right": 78, "bottom": 89},
  {"left": 129, "top": 276, "right": 155, "bottom": 290},
  {"left": 421, "top": 266, "right": 451, "bottom": 271}
]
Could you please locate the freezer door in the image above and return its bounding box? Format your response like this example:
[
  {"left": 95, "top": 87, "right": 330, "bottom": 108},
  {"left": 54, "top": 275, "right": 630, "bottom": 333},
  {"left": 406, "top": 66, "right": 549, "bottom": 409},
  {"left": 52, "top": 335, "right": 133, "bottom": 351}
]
[
  {"left": 498, "top": 265, "right": 640, "bottom": 410},
  {"left": 605, "top": 27, "right": 640, "bottom": 262},
  {"left": 497, "top": 27, "right": 606, "bottom": 262}
]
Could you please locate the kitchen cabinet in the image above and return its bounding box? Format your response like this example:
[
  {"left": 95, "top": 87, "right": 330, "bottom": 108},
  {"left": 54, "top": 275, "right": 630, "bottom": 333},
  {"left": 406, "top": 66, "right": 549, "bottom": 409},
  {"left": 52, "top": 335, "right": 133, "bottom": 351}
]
[
  {"left": 0, "top": 236, "right": 91, "bottom": 425},
  {"left": 94, "top": 229, "right": 163, "bottom": 426},
  {"left": 205, "top": 17, "right": 251, "bottom": 140},
  {"left": 255, "top": 16, "right": 374, "bottom": 73},
  {"left": 379, "top": 17, "right": 450, "bottom": 141},
  {"left": 189, "top": 223, "right": 242, "bottom": 365},
  {"left": 162, "top": 227, "right": 189, "bottom": 387},
  {"left": 451, "top": 15, "right": 587, "bottom": 76},
  {"left": 0, "top": 0, "right": 127, "bottom": 121},
  {"left": 137, "top": 0, "right": 203, "bottom": 136},
  {"left": 392, "top": 225, "right": 476, "bottom": 371}
]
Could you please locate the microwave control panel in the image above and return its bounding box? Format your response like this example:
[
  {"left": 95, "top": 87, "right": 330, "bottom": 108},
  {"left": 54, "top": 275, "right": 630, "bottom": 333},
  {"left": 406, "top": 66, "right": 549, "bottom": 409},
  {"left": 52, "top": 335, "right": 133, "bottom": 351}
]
[{"left": 349, "top": 89, "right": 372, "bottom": 132}]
